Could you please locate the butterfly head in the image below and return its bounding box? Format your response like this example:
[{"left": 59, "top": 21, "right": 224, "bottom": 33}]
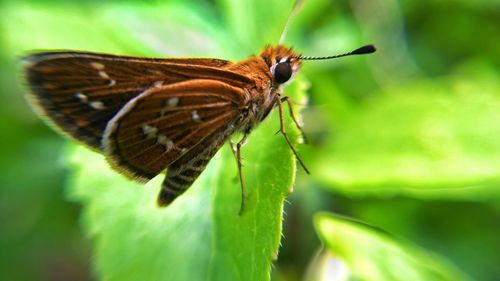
[
  {"left": 261, "top": 45, "right": 302, "bottom": 85},
  {"left": 261, "top": 44, "right": 377, "bottom": 86}
]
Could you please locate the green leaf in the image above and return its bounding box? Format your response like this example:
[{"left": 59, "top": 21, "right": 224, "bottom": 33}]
[{"left": 311, "top": 212, "right": 472, "bottom": 281}]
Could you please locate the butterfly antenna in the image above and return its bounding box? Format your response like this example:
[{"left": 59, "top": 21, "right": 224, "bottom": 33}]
[
  {"left": 279, "top": 0, "right": 304, "bottom": 45},
  {"left": 297, "top": 44, "right": 376, "bottom": 60}
]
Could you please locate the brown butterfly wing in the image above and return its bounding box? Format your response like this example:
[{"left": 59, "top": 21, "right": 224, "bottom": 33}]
[
  {"left": 23, "top": 51, "right": 251, "bottom": 149},
  {"left": 103, "top": 79, "right": 249, "bottom": 181}
]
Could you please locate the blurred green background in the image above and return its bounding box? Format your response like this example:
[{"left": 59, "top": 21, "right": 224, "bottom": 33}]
[{"left": 1, "top": 0, "right": 499, "bottom": 280}]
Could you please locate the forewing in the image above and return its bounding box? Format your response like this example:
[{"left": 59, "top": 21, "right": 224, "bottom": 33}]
[
  {"left": 103, "top": 79, "right": 249, "bottom": 181},
  {"left": 22, "top": 51, "right": 251, "bottom": 149}
]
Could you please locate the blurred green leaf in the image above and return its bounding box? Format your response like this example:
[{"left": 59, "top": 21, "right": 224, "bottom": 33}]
[
  {"left": 3, "top": 2, "right": 226, "bottom": 57},
  {"left": 312, "top": 212, "right": 472, "bottom": 281},
  {"left": 309, "top": 66, "right": 500, "bottom": 200},
  {"left": 217, "top": 0, "right": 293, "bottom": 55}
]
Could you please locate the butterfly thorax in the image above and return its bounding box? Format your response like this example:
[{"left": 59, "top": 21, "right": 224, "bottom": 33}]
[{"left": 225, "top": 45, "right": 302, "bottom": 133}]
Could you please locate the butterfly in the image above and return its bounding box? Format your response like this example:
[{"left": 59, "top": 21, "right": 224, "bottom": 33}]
[{"left": 22, "top": 2, "right": 375, "bottom": 214}]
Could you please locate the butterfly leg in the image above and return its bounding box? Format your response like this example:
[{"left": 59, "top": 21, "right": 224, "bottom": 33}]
[
  {"left": 276, "top": 96, "right": 310, "bottom": 174},
  {"left": 280, "top": 96, "right": 308, "bottom": 144},
  {"left": 230, "top": 132, "right": 249, "bottom": 215}
]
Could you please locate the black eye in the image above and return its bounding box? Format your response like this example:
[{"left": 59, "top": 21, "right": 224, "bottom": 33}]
[{"left": 273, "top": 62, "right": 292, "bottom": 84}]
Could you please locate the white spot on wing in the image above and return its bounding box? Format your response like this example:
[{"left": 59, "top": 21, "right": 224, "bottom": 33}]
[
  {"left": 148, "top": 70, "right": 164, "bottom": 76},
  {"left": 98, "top": 70, "right": 110, "bottom": 79},
  {"left": 157, "top": 134, "right": 174, "bottom": 151},
  {"left": 142, "top": 124, "right": 158, "bottom": 139},
  {"left": 75, "top": 92, "right": 88, "bottom": 103},
  {"left": 90, "top": 62, "right": 105, "bottom": 70},
  {"left": 168, "top": 97, "right": 179, "bottom": 107},
  {"left": 160, "top": 97, "right": 180, "bottom": 117},
  {"left": 154, "top": 81, "right": 164, "bottom": 87},
  {"left": 89, "top": 101, "right": 105, "bottom": 110},
  {"left": 191, "top": 110, "right": 202, "bottom": 123}
]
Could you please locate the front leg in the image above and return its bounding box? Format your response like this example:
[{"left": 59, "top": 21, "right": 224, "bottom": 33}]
[
  {"left": 280, "top": 96, "right": 308, "bottom": 144},
  {"left": 276, "top": 95, "right": 310, "bottom": 174}
]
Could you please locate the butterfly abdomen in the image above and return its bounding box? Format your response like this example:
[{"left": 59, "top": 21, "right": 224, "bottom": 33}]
[{"left": 157, "top": 158, "right": 210, "bottom": 206}]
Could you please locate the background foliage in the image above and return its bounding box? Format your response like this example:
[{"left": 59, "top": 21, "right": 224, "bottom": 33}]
[{"left": 1, "top": 0, "right": 499, "bottom": 280}]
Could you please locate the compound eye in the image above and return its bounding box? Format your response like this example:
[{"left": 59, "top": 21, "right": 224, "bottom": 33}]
[{"left": 273, "top": 62, "right": 292, "bottom": 84}]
